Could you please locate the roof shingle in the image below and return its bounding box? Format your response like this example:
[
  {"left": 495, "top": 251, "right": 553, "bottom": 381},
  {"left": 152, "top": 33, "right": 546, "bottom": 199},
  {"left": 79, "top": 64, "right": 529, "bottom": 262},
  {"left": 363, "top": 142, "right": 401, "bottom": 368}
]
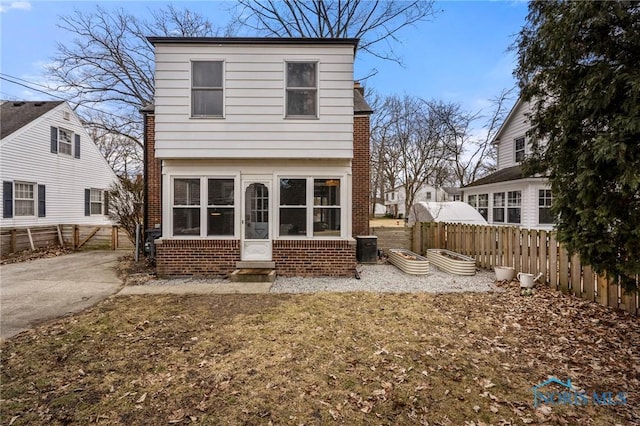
[{"left": 1, "top": 101, "right": 64, "bottom": 140}]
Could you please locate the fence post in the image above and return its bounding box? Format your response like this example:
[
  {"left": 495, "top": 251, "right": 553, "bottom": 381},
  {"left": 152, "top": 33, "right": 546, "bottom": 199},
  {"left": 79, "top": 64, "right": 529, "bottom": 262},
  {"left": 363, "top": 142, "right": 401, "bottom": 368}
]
[
  {"left": 582, "top": 265, "right": 595, "bottom": 302},
  {"left": 558, "top": 245, "right": 569, "bottom": 293},
  {"left": 539, "top": 230, "right": 548, "bottom": 284},
  {"left": 549, "top": 233, "right": 558, "bottom": 290},
  {"left": 570, "top": 254, "right": 581, "bottom": 297},
  {"left": 10, "top": 229, "right": 17, "bottom": 253},
  {"left": 73, "top": 225, "right": 79, "bottom": 249}
]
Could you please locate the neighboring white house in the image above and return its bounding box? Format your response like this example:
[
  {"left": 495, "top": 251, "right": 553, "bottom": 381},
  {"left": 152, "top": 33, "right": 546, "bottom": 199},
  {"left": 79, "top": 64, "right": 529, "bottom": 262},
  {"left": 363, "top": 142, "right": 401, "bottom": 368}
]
[
  {"left": 1, "top": 101, "right": 117, "bottom": 227},
  {"left": 407, "top": 201, "right": 488, "bottom": 226},
  {"left": 463, "top": 97, "right": 552, "bottom": 229},
  {"left": 384, "top": 184, "right": 448, "bottom": 218}
]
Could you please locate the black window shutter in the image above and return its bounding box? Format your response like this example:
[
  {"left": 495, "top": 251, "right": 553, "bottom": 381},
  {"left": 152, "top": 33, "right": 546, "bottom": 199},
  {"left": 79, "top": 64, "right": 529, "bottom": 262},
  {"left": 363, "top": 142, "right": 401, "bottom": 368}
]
[
  {"left": 104, "top": 190, "right": 110, "bottom": 216},
  {"left": 3, "top": 181, "right": 13, "bottom": 218},
  {"left": 85, "top": 188, "right": 91, "bottom": 216},
  {"left": 74, "top": 134, "right": 80, "bottom": 159},
  {"left": 50, "top": 127, "right": 58, "bottom": 153},
  {"left": 38, "top": 184, "right": 46, "bottom": 217}
]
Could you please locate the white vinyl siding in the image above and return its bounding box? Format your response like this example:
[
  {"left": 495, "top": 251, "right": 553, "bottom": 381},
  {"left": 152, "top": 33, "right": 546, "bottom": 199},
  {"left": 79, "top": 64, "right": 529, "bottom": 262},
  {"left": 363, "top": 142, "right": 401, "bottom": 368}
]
[
  {"left": 0, "top": 103, "right": 117, "bottom": 226},
  {"left": 496, "top": 101, "right": 532, "bottom": 170},
  {"left": 153, "top": 43, "right": 354, "bottom": 159}
]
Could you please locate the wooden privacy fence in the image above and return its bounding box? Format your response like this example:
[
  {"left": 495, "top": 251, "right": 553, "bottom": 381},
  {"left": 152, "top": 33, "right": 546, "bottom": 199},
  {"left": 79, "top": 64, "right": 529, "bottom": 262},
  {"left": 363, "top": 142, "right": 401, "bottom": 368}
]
[
  {"left": 371, "top": 226, "right": 413, "bottom": 252},
  {"left": 415, "top": 222, "right": 638, "bottom": 316},
  {"left": 0, "top": 225, "right": 133, "bottom": 256}
]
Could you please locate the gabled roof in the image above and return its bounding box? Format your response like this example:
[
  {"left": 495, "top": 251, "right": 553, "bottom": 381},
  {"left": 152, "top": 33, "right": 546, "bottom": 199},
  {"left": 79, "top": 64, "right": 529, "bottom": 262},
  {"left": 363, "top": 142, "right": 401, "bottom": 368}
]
[
  {"left": 464, "top": 165, "right": 541, "bottom": 188},
  {"left": 1, "top": 101, "right": 64, "bottom": 140},
  {"left": 492, "top": 96, "right": 523, "bottom": 145}
]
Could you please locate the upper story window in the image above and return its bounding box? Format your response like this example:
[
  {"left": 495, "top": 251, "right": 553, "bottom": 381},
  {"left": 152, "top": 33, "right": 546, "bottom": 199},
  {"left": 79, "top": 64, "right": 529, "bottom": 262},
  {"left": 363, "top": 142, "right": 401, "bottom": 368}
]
[
  {"left": 515, "top": 137, "right": 525, "bottom": 163},
  {"left": 59, "top": 129, "right": 73, "bottom": 155},
  {"left": 51, "top": 126, "right": 79, "bottom": 158},
  {"left": 192, "top": 61, "right": 223, "bottom": 117},
  {"left": 286, "top": 62, "right": 317, "bottom": 118}
]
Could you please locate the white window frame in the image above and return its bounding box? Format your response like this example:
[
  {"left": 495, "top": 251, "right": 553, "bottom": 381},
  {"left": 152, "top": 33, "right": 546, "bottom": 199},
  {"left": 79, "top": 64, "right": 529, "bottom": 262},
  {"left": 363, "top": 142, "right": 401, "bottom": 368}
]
[
  {"left": 89, "top": 188, "right": 103, "bottom": 215},
  {"left": 467, "top": 194, "right": 477, "bottom": 208},
  {"left": 14, "top": 181, "right": 35, "bottom": 217},
  {"left": 170, "top": 175, "right": 239, "bottom": 238},
  {"left": 285, "top": 61, "right": 318, "bottom": 119},
  {"left": 58, "top": 128, "right": 73, "bottom": 156},
  {"left": 191, "top": 60, "right": 225, "bottom": 118},
  {"left": 477, "top": 193, "right": 489, "bottom": 221},
  {"left": 276, "top": 175, "right": 345, "bottom": 239},
  {"left": 514, "top": 137, "right": 525, "bottom": 163},
  {"left": 539, "top": 189, "right": 553, "bottom": 224},
  {"left": 492, "top": 192, "right": 505, "bottom": 223},
  {"left": 507, "top": 190, "right": 522, "bottom": 224}
]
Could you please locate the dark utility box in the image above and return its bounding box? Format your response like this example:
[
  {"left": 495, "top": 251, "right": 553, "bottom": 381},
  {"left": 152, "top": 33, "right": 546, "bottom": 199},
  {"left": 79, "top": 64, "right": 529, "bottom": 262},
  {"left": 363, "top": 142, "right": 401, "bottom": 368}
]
[{"left": 356, "top": 235, "right": 378, "bottom": 264}]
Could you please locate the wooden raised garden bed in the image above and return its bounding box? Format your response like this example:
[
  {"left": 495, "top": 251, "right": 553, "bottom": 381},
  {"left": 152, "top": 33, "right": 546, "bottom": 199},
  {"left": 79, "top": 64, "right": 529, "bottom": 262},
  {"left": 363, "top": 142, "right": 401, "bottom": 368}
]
[
  {"left": 388, "top": 249, "right": 429, "bottom": 275},
  {"left": 426, "top": 249, "right": 476, "bottom": 276}
]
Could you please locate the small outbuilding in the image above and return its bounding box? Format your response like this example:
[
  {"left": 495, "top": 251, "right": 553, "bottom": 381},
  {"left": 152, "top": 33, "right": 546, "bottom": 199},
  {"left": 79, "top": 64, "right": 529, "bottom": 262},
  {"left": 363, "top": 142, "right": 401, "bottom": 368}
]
[{"left": 407, "top": 201, "right": 488, "bottom": 226}]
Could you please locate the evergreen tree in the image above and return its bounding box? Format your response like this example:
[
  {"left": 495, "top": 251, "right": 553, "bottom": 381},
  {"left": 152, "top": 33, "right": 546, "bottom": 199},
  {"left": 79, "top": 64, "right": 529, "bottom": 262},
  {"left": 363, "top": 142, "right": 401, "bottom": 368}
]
[{"left": 514, "top": 1, "right": 640, "bottom": 290}]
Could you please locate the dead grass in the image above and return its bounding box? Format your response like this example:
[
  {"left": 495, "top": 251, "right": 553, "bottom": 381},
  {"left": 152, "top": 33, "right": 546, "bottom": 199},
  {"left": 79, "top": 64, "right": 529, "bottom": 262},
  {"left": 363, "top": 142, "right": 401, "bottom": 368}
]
[
  {"left": 370, "top": 217, "right": 407, "bottom": 228},
  {"left": 1, "top": 284, "right": 638, "bottom": 425}
]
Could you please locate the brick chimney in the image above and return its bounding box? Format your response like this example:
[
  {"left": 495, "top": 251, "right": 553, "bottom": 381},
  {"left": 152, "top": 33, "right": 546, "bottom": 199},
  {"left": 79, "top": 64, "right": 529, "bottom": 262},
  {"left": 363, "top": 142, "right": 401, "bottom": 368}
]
[{"left": 352, "top": 82, "right": 373, "bottom": 237}]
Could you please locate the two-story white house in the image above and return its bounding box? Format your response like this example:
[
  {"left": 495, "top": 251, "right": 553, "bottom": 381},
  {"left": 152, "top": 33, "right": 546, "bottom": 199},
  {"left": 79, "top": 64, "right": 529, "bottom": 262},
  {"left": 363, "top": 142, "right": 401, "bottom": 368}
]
[
  {"left": 463, "top": 97, "right": 552, "bottom": 229},
  {"left": 384, "top": 184, "right": 448, "bottom": 218},
  {"left": 1, "top": 101, "right": 117, "bottom": 228},
  {"left": 143, "top": 37, "right": 372, "bottom": 278}
]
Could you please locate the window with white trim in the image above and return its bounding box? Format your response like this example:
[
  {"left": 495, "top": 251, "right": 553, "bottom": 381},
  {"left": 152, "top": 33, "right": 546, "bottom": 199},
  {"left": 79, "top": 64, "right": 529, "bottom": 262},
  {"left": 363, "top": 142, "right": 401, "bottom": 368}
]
[
  {"left": 279, "top": 177, "right": 341, "bottom": 237},
  {"left": 539, "top": 189, "right": 553, "bottom": 224},
  {"left": 493, "top": 192, "right": 505, "bottom": 223},
  {"left": 173, "top": 178, "right": 201, "bottom": 236},
  {"left": 477, "top": 193, "right": 489, "bottom": 220},
  {"left": 90, "top": 189, "right": 103, "bottom": 215},
  {"left": 467, "top": 194, "right": 477, "bottom": 208},
  {"left": 14, "top": 182, "right": 35, "bottom": 216},
  {"left": 59, "top": 128, "right": 73, "bottom": 156},
  {"left": 426, "top": 191, "right": 432, "bottom": 201},
  {"left": 286, "top": 62, "right": 317, "bottom": 117},
  {"left": 172, "top": 177, "right": 236, "bottom": 237},
  {"left": 515, "top": 137, "right": 525, "bottom": 163},
  {"left": 208, "top": 178, "right": 234, "bottom": 235},
  {"left": 192, "top": 61, "right": 223, "bottom": 117},
  {"left": 507, "top": 190, "right": 522, "bottom": 224}
]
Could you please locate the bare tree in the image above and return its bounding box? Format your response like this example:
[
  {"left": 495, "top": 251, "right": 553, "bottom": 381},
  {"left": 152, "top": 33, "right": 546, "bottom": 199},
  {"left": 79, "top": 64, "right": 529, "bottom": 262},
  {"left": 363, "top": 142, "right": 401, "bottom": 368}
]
[
  {"left": 442, "top": 88, "right": 515, "bottom": 187},
  {"left": 108, "top": 176, "right": 144, "bottom": 244},
  {"left": 234, "top": 0, "right": 438, "bottom": 62},
  {"left": 47, "top": 5, "right": 226, "bottom": 173},
  {"left": 378, "top": 95, "right": 453, "bottom": 216}
]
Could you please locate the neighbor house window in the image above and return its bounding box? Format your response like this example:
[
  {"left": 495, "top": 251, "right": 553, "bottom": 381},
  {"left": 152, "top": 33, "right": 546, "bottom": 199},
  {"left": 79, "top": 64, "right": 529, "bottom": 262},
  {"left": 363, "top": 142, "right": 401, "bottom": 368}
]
[
  {"left": 58, "top": 128, "right": 73, "bottom": 155},
  {"left": 286, "top": 62, "right": 317, "bottom": 117},
  {"left": 507, "top": 190, "right": 521, "bottom": 224},
  {"left": 426, "top": 191, "right": 432, "bottom": 201},
  {"left": 493, "top": 192, "right": 505, "bottom": 223},
  {"left": 173, "top": 178, "right": 201, "bottom": 235},
  {"left": 192, "top": 61, "right": 223, "bottom": 117},
  {"left": 90, "top": 189, "right": 103, "bottom": 215},
  {"left": 467, "top": 194, "right": 477, "bottom": 208},
  {"left": 453, "top": 194, "right": 461, "bottom": 201},
  {"left": 515, "top": 137, "right": 525, "bottom": 163},
  {"left": 477, "top": 194, "right": 489, "bottom": 220},
  {"left": 207, "top": 179, "right": 234, "bottom": 236},
  {"left": 279, "top": 177, "right": 341, "bottom": 237},
  {"left": 539, "top": 189, "right": 553, "bottom": 224},
  {"left": 14, "top": 182, "right": 35, "bottom": 216}
]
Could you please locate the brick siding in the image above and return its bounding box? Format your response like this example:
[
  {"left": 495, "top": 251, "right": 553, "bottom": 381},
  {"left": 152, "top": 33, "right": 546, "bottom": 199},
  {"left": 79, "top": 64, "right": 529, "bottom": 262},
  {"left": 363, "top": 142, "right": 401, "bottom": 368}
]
[
  {"left": 143, "top": 113, "right": 162, "bottom": 230},
  {"left": 352, "top": 114, "right": 371, "bottom": 237},
  {"left": 273, "top": 240, "right": 356, "bottom": 277},
  {"left": 155, "top": 239, "right": 240, "bottom": 278}
]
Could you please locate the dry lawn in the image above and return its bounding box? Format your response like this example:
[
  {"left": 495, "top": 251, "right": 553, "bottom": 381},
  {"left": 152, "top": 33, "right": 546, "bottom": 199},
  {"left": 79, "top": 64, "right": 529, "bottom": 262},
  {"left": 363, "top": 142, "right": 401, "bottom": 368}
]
[{"left": 1, "top": 283, "right": 638, "bottom": 425}]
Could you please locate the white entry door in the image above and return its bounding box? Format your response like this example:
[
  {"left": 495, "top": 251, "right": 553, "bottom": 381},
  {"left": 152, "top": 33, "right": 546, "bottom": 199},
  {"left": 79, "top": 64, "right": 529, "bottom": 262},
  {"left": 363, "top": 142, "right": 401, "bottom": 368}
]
[{"left": 241, "top": 180, "right": 272, "bottom": 261}]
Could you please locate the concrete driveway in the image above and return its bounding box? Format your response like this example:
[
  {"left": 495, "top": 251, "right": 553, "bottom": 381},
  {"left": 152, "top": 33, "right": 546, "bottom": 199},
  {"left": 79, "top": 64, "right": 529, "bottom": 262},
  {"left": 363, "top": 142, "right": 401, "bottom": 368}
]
[{"left": 0, "top": 251, "right": 123, "bottom": 340}]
